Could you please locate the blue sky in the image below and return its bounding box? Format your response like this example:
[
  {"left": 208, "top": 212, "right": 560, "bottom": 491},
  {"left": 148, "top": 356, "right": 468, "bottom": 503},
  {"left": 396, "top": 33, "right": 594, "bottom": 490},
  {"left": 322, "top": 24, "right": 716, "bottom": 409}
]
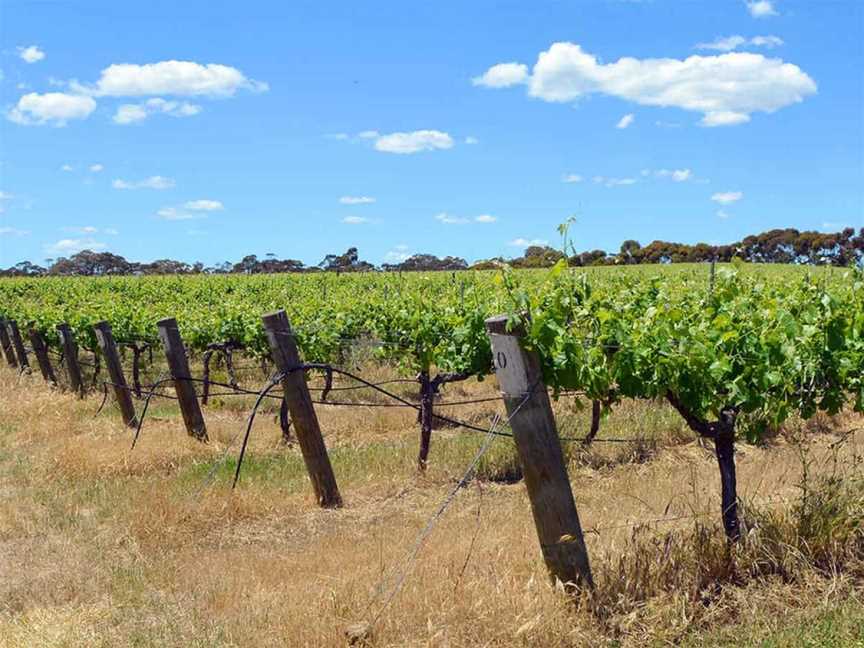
[{"left": 1, "top": 0, "right": 862, "bottom": 267}]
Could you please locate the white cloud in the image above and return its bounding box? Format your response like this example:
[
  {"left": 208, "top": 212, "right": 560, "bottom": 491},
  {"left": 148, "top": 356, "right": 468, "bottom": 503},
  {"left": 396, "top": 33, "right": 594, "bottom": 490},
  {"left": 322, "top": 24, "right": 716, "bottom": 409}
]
[
  {"left": 63, "top": 225, "right": 99, "bottom": 234},
  {"left": 44, "top": 238, "right": 106, "bottom": 254},
  {"left": 104, "top": 228, "right": 119, "bottom": 235},
  {"left": 384, "top": 249, "right": 411, "bottom": 262},
  {"left": 711, "top": 191, "right": 743, "bottom": 204},
  {"left": 60, "top": 164, "right": 74, "bottom": 172},
  {"left": 184, "top": 199, "right": 223, "bottom": 211},
  {"left": 701, "top": 111, "right": 751, "bottom": 126},
  {"left": 593, "top": 176, "right": 637, "bottom": 187},
  {"left": 7, "top": 92, "right": 96, "bottom": 126},
  {"left": 465, "top": 136, "right": 479, "bottom": 145},
  {"left": 112, "top": 176, "right": 175, "bottom": 190},
  {"left": 475, "top": 42, "right": 815, "bottom": 127},
  {"left": 357, "top": 130, "right": 380, "bottom": 139},
  {"left": 509, "top": 237, "right": 549, "bottom": 248},
  {"left": 342, "top": 216, "right": 368, "bottom": 224},
  {"left": 113, "top": 97, "right": 202, "bottom": 124},
  {"left": 472, "top": 62, "right": 529, "bottom": 88},
  {"left": 562, "top": 174, "right": 583, "bottom": 183},
  {"left": 616, "top": 113, "right": 635, "bottom": 129},
  {"left": 18, "top": 45, "right": 45, "bottom": 64},
  {"left": 156, "top": 199, "right": 223, "bottom": 221},
  {"left": 435, "top": 212, "right": 469, "bottom": 224},
  {"left": 655, "top": 168, "right": 693, "bottom": 182},
  {"left": 339, "top": 196, "right": 376, "bottom": 205},
  {"left": 0, "top": 227, "right": 30, "bottom": 236},
  {"left": 475, "top": 214, "right": 497, "bottom": 223},
  {"left": 78, "top": 60, "right": 267, "bottom": 97},
  {"left": 89, "top": 164, "right": 104, "bottom": 172},
  {"left": 113, "top": 104, "right": 148, "bottom": 124},
  {"left": 747, "top": 1, "right": 778, "bottom": 18},
  {"left": 325, "top": 132, "right": 349, "bottom": 140},
  {"left": 696, "top": 35, "right": 784, "bottom": 51},
  {"left": 717, "top": 209, "right": 731, "bottom": 219},
  {"left": 374, "top": 130, "right": 454, "bottom": 154},
  {"left": 156, "top": 207, "right": 204, "bottom": 221}
]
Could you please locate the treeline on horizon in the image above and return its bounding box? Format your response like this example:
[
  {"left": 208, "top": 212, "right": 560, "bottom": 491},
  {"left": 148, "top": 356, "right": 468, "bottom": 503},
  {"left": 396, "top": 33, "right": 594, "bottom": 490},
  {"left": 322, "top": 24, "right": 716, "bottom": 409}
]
[{"left": 1, "top": 227, "right": 861, "bottom": 277}]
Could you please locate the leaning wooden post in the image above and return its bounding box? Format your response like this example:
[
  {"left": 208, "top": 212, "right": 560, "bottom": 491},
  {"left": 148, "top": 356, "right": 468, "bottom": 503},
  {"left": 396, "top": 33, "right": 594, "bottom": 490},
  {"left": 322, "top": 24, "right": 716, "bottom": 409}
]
[
  {"left": 485, "top": 315, "right": 594, "bottom": 591},
  {"left": 0, "top": 319, "right": 19, "bottom": 368},
  {"left": 156, "top": 318, "right": 208, "bottom": 441},
  {"left": 94, "top": 321, "right": 138, "bottom": 428},
  {"left": 6, "top": 320, "right": 29, "bottom": 371},
  {"left": 262, "top": 309, "right": 342, "bottom": 508},
  {"left": 27, "top": 327, "right": 57, "bottom": 385},
  {"left": 57, "top": 323, "right": 85, "bottom": 397}
]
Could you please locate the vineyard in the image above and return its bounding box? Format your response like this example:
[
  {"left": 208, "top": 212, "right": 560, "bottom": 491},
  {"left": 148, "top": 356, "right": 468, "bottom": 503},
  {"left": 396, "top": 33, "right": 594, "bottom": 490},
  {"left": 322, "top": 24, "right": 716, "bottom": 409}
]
[{"left": 1, "top": 262, "right": 863, "bottom": 646}]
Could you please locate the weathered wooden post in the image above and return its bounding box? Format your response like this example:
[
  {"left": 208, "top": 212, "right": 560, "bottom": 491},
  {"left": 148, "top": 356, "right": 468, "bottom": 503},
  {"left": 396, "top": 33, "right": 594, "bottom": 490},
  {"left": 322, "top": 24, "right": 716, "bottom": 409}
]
[
  {"left": 0, "top": 319, "right": 19, "bottom": 368},
  {"left": 262, "top": 309, "right": 342, "bottom": 508},
  {"left": 27, "top": 327, "right": 57, "bottom": 385},
  {"left": 57, "top": 323, "right": 84, "bottom": 397},
  {"left": 485, "top": 315, "right": 594, "bottom": 591},
  {"left": 94, "top": 321, "right": 138, "bottom": 428},
  {"left": 157, "top": 317, "right": 208, "bottom": 441},
  {"left": 6, "top": 320, "right": 29, "bottom": 372}
]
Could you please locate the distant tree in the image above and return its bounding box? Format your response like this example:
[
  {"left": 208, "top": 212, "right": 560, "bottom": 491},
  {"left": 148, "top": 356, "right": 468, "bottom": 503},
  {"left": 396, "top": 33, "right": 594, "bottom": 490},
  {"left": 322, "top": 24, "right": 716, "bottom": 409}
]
[{"left": 382, "top": 254, "right": 468, "bottom": 272}]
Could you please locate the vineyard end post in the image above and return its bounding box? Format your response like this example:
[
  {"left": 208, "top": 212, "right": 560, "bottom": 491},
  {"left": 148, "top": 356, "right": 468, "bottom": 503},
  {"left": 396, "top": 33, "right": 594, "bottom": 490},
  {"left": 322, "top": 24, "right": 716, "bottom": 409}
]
[
  {"left": 0, "top": 319, "right": 18, "bottom": 368},
  {"left": 156, "top": 318, "right": 208, "bottom": 441},
  {"left": 56, "top": 323, "right": 84, "bottom": 398},
  {"left": 262, "top": 309, "right": 342, "bottom": 508},
  {"left": 6, "top": 320, "right": 30, "bottom": 372},
  {"left": 485, "top": 315, "right": 594, "bottom": 592},
  {"left": 94, "top": 321, "right": 138, "bottom": 428},
  {"left": 27, "top": 327, "right": 57, "bottom": 385}
]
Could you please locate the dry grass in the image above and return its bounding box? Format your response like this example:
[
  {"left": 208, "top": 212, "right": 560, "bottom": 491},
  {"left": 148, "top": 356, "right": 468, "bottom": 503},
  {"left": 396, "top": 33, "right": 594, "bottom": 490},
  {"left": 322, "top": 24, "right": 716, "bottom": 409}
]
[{"left": 1, "top": 366, "right": 862, "bottom": 647}]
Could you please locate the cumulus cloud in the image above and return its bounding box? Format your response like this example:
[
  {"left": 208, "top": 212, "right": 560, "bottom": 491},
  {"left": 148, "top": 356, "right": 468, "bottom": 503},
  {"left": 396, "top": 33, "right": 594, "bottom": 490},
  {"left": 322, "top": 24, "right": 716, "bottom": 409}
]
[
  {"left": 465, "top": 136, "right": 479, "bottom": 144},
  {"left": 76, "top": 60, "right": 267, "bottom": 97},
  {"left": 471, "top": 62, "right": 529, "bottom": 88},
  {"left": 711, "top": 191, "right": 743, "bottom": 204},
  {"left": 695, "top": 35, "right": 783, "bottom": 52},
  {"left": 18, "top": 45, "right": 45, "bottom": 64},
  {"left": 593, "top": 176, "right": 637, "bottom": 187},
  {"left": 384, "top": 247, "right": 411, "bottom": 262},
  {"left": 184, "top": 199, "right": 223, "bottom": 211},
  {"left": 717, "top": 209, "right": 731, "bottom": 219},
  {"left": 475, "top": 214, "right": 497, "bottom": 223},
  {"left": 474, "top": 41, "right": 815, "bottom": 126},
  {"left": 7, "top": 92, "right": 96, "bottom": 126},
  {"left": 509, "top": 237, "right": 549, "bottom": 248},
  {"left": 746, "top": 0, "right": 778, "bottom": 18},
  {"left": 45, "top": 238, "right": 106, "bottom": 254},
  {"left": 89, "top": 164, "right": 104, "bottom": 172},
  {"left": 616, "top": 113, "right": 635, "bottom": 129},
  {"left": 342, "top": 216, "right": 368, "bottom": 224},
  {"left": 156, "top": 199, "right": 223, "bottom": 220},
  {"left": 113, "top": 98, "right": 202, "bottom": 124},
  {"left": 562, "top": 174, "right": 583, "bottom": 183},
  {"left": 339, "top": 196, "right": 376, "bottom": 205},
  {"left": 435, "top": 212, "right": 469, "bottom": 224},
  {"left": 655, "top": 168, "right": 693, "bottom": 182},
  {"left": 60, "top": 164, "right": 74, "bottom": 171},
  {"left": 374, "top": 130, "right": 454, "bottom": 154},
  {"left": 112, "top": 176, "right": 175, "bottom": 190},
  {"left": 357, "top": 130, "right": 380, "bottom": 139}
]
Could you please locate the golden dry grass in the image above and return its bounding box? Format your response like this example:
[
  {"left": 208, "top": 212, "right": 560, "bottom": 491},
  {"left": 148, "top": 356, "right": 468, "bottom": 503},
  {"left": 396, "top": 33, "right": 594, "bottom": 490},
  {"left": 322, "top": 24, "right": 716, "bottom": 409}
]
[{"left": 1, "top": 366, "right": 862, "bottom": 647}]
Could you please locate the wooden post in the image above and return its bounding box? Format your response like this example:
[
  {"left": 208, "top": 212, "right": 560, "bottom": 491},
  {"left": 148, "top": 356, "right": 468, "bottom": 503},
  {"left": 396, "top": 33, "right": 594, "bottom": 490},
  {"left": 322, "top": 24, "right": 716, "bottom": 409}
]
[
  {"left": 262, "top": 309, "right": 342, "bottom": 508},
  {"left": 57, "top": 323, "right": 84, "bottom": 397},
  {"left": 485, "top": 315, "right": 594, "bottom": 591},
  {"left": 6, "top": 320, "right": 29, "bottom": 371},
  {"left": 157, "top": 318, "right": 208, "bottom": 441},
  {"left": 94, "top": 321, "right": 138, "bottom": 428},
  {"left": 27, "top": 327, "right": 57, "bottom": 385},
  {"left": 0, "top": 319, "right": 19, "bottom": 368}
]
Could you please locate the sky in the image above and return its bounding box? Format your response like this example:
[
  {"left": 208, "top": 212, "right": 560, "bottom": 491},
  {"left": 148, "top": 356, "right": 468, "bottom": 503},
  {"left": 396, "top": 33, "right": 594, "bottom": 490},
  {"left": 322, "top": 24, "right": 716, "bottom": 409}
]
[{"left": 0, "top": 0, "right": 862, "bottom": 268}]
